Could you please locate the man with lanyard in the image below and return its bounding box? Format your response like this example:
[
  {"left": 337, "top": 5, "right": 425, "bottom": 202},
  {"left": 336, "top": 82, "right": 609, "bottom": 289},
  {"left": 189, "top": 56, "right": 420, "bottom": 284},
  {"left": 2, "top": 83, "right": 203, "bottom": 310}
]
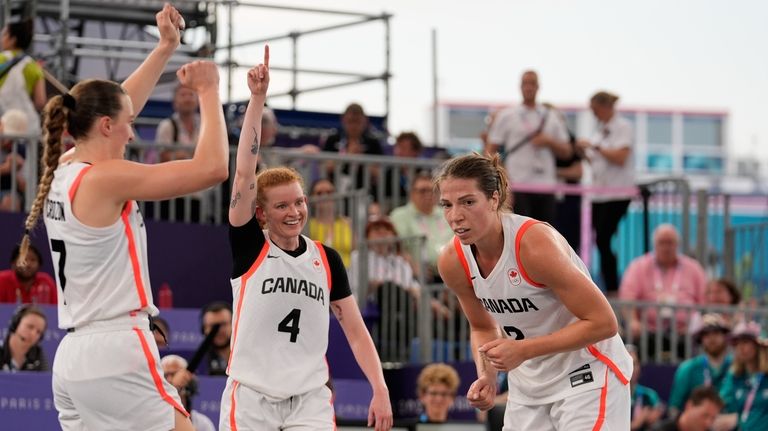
[
  {"left": 715, "top": 321, "right": 768, "bottom": 431},
  {"left": 485, "top": 70, "right": 571, "bottom": 224},
  {"left": 667, "top": 314, "right": 732, "bottom": 419},
  {"left": 619, "top": 224, "right": 707, "bottom": 359}
]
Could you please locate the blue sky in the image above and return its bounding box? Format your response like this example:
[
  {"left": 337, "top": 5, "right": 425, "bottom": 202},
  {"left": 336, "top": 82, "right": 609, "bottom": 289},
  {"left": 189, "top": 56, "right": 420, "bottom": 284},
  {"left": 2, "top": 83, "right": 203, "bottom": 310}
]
[{"left": 216, "top": 0, "right": 768, "bottom": 162}]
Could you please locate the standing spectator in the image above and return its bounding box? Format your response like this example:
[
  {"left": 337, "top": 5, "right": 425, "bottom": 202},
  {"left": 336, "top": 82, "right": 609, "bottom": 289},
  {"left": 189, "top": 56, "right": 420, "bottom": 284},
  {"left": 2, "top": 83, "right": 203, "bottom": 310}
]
[
  {"left": 322, "top": 102, "right": 384, "bottom": 196},
  {"left": 485, "top": 70, "right": 572, "bottom": 224},
  {"left": 155, "top": 83, "right": 208, "bottom": 222},
  {"left": 652, "top": 386, "right": 723, "bottom": 431},
  {"left": 200, "top": 301, "right": 232, "bottom": 376},
  {"left": 577, "top": 91, "right": 635, "bottom": 294},
  {"left": 390, "top": 172, "right": 453, "bottom": 282},
  {"left": 667, "top": 314, "right": 732, "bottom": 418},
  {"left": 161, "top": 354, "right": 216, "bottom": 431},
  {"left": 627, "top": 345, "right": 664, "bottom": 431},
  {"left": 384, "top": 131, "right": 425, "bottom": 207},
  {"left": 308, "top": 178, "right": 353, "bottom": 267},
  {"left": 0, "top": 244, "right": 56, "bottom": 304},
  {"left": 0, "top": 18, "right": 46, "bottom": 136},
  {"left": 715, "top": 321, "right": 768, "bottom": 431},
  {"left": 0, "top": 304, "right": 48, "bottom": 371},
  {"left": 620, "top": 224, "right": 707, "bottom": 357},
  {"left": 416, "top": 363, "right": 461, "bottom": 423},
  {"left": 0, "top": 109, "right": 29, "bottom": 211}
]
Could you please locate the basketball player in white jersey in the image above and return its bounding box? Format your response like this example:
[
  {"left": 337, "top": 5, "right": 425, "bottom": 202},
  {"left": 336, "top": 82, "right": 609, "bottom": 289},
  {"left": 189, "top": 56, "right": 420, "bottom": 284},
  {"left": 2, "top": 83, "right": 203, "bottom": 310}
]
[
  {"left": 435, "top": 153, "right": 632, "bottom": 430},
  {"left": 15, "top": 5, "right": 228, "bottom": 430},
  {"left": 220, "top": 47, "right": 392, "bottom": 431}
]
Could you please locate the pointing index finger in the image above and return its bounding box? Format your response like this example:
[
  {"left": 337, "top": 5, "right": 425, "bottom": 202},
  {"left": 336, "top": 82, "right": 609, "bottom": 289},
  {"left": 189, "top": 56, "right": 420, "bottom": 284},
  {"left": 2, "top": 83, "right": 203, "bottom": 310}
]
[{"left": 264, "top": 44, "right": 270, "bottom": 68}]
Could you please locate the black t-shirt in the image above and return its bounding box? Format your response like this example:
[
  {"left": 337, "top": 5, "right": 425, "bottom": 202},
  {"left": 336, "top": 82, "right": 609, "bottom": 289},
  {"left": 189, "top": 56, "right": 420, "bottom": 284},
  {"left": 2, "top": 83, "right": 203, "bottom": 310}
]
[{"left": 229, "top": 216, "right": 352, "bottom": 302}]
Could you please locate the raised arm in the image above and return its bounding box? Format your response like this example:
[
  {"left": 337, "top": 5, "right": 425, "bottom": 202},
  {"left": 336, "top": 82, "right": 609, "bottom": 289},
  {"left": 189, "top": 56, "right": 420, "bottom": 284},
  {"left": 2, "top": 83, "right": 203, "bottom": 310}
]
[
  {"left": 83, "top": 61, "right": 228, "bottom": 206},
  {"left": 437, "top": 245, "right": 499, "bottom": 410},
  {"left": 122, "top": 3, "right": 182, "bottom": 114},
  {"left": 229, "top": 46, "right": 270, "bottom": 227}
]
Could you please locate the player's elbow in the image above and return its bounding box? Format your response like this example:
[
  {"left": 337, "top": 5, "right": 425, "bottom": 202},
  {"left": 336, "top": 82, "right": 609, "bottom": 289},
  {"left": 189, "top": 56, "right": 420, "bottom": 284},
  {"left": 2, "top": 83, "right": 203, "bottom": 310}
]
[
  {"left": 595, "top": 313, "right": 619, "bottom": 341},
  {"left": 205, "top": 164, "right": 229, "bottom": 185}
]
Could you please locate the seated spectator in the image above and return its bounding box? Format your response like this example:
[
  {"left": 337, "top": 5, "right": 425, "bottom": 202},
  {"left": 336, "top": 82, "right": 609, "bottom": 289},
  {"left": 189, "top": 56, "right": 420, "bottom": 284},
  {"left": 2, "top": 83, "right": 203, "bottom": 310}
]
[
  {"left": 383, "top": 131, "right": 425, "bottom": 206},
  {"left": 668, "top": 314, "right": 732, "bottom": 418},
  {"left": 254, "top": 107, "right": 319, "bottom": 172},
  {"left": 0, "top": 244, "right": 56, "bottom": 304},
  {"left": 390, "top": 172, "right": 454, "bottom": 283},
  {"left": 652, "top": 386, "right": 723, "bottom": 431},
  {"left": 349, "top": 219, "right": 420, "bottom": 301},
  {"left": 695, "top": 278, "right": 743, "bottom": 329},
  {"left": 628, "top": 344, "right": 664, "bottom": 430},
  {"left": 0, "top": 304, "right": 47, "bottom": 371},
  {"left": 161, "top": 354, "right": 216, "bottom": 431},
  {"left": 416, "top": 363, "right": 460, "bottom": 423},
  {"left": 0, "top": 19, "right": 45, "bottom": 136},
  {"left": 307, "top": 178, "right": 353, "bottom": 267},
  {"left": 620, "top": 224, "right": 707, "bottom": 359},
  {"left": 1, "top": 109, "right": 29, "bottom": 212},
  {"left": 200, "top": 301, "right": 232, "bottom": 376},
  {"left": 715, "top": 321, "right": 767, "bottom": 431},
  {"left": 322, "top": 102, "right": 384, "bottom": 196}
]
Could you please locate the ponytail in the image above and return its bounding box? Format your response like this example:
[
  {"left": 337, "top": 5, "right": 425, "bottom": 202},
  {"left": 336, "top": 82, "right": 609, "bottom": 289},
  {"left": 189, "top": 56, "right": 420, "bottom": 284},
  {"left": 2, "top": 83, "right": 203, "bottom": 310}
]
[{"left": 18, "top": 95, "right": 68, "bottom": 266}]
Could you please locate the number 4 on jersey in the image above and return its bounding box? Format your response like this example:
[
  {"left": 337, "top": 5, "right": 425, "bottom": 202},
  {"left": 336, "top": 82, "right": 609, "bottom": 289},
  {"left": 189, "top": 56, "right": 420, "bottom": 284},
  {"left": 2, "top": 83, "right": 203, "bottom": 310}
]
[{"left": 278, "top": 308, "right": 301, "bottom": 342}]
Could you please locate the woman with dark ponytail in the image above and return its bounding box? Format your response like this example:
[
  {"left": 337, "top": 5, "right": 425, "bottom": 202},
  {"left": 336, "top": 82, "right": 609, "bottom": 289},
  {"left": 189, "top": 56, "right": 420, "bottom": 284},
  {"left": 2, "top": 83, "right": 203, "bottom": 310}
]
[{"left": 16, "top": 5, "right": 227, "bottom": 431}]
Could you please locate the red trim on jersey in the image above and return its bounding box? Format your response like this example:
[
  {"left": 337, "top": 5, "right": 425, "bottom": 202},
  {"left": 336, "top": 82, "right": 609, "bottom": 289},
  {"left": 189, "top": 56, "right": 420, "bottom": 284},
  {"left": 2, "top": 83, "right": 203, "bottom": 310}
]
[
  {"left": 591, "top": 368, "right": 609, "bottom": 430},
  {"left": 229, "top": 380, "right": 240, "bottom": 431},
  {"left": 121, "top": 201, "right": 149, "bottom": 308},
  {"left": 227, "top": 241, "right": 270, "bottom": 373},
  {"left": 452, "top": 237, "right": 473, "bottom": 287},
  {"left": 315, "top": 241, "right": 332, "bottom": 292},
  {"left": 588, "top": 345, "right": 630, "bottom": 385},
  {"left": 132, "top": 327, "right": 189, "bottom": 417},
  {"left": 514, "top": 220, "right": 546, "bottom": 288},
  {"left": 67, "top": 165, "right": 92, "bottom": 202}
]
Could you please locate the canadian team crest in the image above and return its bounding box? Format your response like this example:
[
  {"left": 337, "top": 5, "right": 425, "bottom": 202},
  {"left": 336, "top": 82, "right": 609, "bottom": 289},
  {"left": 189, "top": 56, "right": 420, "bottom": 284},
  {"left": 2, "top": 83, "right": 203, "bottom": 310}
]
[
  {"left": 312, "top": 258, "right": 322, "bottom": 272},
  {"left": 508, "top": 268, "right": 522, "bottom": 286}
]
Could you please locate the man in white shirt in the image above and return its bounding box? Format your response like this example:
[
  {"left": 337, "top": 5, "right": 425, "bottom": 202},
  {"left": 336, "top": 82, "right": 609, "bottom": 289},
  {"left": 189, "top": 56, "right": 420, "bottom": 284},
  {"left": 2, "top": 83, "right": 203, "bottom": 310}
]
[{"left": 486, "top": 71, "right": 572, "bottom": 224}]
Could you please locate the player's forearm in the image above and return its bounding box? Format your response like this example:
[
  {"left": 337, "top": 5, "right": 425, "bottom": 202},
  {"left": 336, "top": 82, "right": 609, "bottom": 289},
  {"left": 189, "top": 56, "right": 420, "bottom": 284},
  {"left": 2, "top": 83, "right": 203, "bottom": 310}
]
[
  {"left": 521, "top": 318, "right": 617, "bottom": 360},
  {"left": 471, "top": 328, "right": 499, "bottom": 380},
  {"left": 336, "top": 299, "right": 389, "bottom": 393},
  {"left": 234, "top": 94, "right": 265, "bottom": 178},
  {"left": 122, "top": 42, "right": 176, "bottom": 114}
]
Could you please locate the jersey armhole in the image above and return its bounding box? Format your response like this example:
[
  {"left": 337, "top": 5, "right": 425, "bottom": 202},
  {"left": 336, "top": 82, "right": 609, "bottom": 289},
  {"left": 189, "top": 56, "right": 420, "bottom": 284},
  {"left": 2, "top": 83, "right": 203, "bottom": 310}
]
[
  {"left": 515, "top": 220, "right": 546, "bottom": 288},
  {"left": 315, "top": 241, "right": 332, "bottom": 292}
]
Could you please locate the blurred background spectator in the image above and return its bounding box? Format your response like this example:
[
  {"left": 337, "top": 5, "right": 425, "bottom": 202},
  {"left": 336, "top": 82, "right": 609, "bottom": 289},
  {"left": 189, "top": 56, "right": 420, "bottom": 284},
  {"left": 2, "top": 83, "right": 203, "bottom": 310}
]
[
  {"left": 577, "top": 90, "right": 634, "bottom": 294},
  {"left": 627, "top": 344, "right": 664, "bottom": 430},
  {"left": 0, "top": 19, "right": 45, "bottom": 136},
  {"left": 416, "top": 363, "right": 460, "bottom": 424},
  {"left": 161, "top": 354, "right": 216, "bottom": 431},
  {"left": 308, "top": 178, "right": 354, "bottom": 267},
  {"left": 0, "top": 109, "right": 28, "bottom": 212},
  {"left": 0, "top": 304, "right": 47, "bottom": 371},
  {"left": 0, "top": 244, "right": 56, "bottom": 304},
  {"left": 668, "top": 314, "right": 732, "bottom": 418},
  {"left": 200, "top": 301, "right": 232, "bottom": 376},
  {"left": 653, "top": 386, "right": 723, "bottom": 431}
]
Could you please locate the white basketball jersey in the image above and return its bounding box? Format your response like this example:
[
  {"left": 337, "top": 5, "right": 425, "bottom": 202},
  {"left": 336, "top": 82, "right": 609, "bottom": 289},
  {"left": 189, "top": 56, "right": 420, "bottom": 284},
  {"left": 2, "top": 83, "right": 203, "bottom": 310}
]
[
  {"left": 227, "top": 233, "right": 332, "bottom": 400},
  {"left": 455, "top": 213, "right": 632, "bottom": 405},
  {"left": 43, "top": 162, "right": 158, "bottom": 329}
]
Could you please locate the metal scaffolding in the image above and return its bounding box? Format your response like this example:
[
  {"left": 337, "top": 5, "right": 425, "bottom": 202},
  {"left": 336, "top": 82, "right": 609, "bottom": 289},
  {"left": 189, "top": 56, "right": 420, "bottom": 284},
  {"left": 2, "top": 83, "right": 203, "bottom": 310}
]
[{"left": 2, "top": 0, "right": 392, "bottom": 121}]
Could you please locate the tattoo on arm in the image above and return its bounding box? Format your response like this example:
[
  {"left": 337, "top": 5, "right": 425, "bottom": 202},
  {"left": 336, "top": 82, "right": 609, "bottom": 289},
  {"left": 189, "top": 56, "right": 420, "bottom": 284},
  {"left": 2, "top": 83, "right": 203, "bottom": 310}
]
[
  {"left": 332, "top": 303, "right": 343, "bottom": 322},
  {"left": 230, "top": 191, "right": 241, "bottom": 209},
  {"left": 250, "top": 127, "right": 260, "bottom": 155},
  {"left": 249, "top": 183, "right": 255, "bottom": 190}
]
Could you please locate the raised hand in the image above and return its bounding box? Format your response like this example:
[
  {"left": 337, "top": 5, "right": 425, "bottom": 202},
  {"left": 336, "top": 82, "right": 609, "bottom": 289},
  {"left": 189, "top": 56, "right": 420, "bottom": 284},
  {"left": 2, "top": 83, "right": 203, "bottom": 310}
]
[
  {"left": 176, "top": 61, "right": 219, "bottom": 93},
  {"left": 247, "top": 45, "right": 270, "bottom": 97},
  {"left": 155, "top": 3, "right": 183, "bottom": 49}
]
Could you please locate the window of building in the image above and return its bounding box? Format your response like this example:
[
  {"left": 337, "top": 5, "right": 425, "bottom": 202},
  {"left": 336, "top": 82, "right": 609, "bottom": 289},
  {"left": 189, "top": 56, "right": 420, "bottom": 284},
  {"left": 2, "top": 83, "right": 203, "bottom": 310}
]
[
  {"left": 683, "top": 155, "right": 723, "bottom": 173},
  {"left": 647, "top": 114, "right": 672, "bottom": 145},
  {"left": 647, "top": 153, "right": 674, "bottom": 172},
  {"left": 683, "top": 116, "right": 722, "bottom": 147}
]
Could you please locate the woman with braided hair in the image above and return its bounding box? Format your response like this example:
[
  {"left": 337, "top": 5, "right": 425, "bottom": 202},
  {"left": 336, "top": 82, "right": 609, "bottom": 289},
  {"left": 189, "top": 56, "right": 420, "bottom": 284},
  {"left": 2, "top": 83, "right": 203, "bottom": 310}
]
[{"left": 15, "top": 5, "right": 227, "bottom": 430}]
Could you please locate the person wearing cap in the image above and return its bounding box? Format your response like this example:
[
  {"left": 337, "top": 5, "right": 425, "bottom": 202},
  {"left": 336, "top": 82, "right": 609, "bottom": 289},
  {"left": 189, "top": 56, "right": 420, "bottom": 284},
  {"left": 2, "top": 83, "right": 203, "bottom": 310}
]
[
  {"left": 668, "top": 313, "right": 733, "bottom": 418},
  {"left": 714, "top": 321, "right": 768, "bottom": 431}
]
